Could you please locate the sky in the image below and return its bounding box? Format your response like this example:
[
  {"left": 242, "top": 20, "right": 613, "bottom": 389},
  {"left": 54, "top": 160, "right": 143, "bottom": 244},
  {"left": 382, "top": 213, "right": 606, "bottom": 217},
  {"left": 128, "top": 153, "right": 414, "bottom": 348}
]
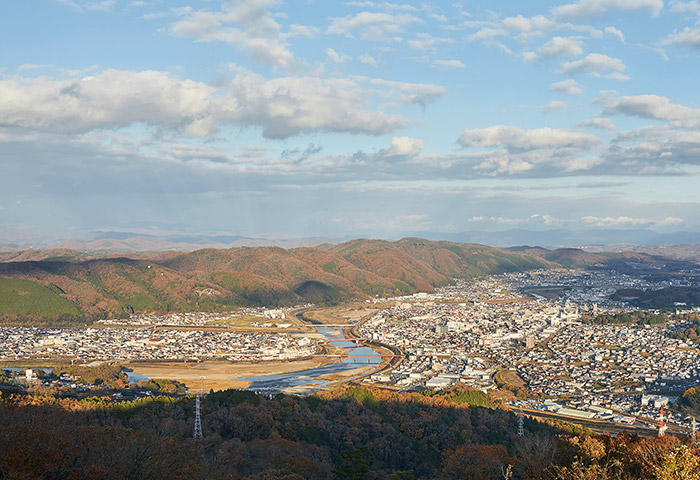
[{"left": 1, "top": 0, "right": 700, "bottom": 242}]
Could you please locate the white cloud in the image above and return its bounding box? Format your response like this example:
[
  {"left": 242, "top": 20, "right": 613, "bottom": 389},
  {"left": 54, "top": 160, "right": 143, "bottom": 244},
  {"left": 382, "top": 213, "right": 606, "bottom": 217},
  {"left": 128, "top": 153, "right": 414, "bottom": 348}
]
[
  {"left": 459, "top": 126, "right": 605, "bottom": 176},
  {"left": 370, "top": 79, "right": 445, "bottom": 107},
  {"left": 542, "top": 100, "right": 568, "bottom": 112},
  {"left": 17, "top": 64, "right": 53, "bottom": 71},
  {"left": 170, "top": 0, "right": 295, "bottom": 69},
  {"left": 670, "top": 1, "right": 700, "bottom": 13},
  {"left": 474, "top": 155, "right": 534, "bottom": 175},
  {"left": 565, "top": 156, "right": 604, "bottom": 171},
  {"left": 0, "top": 70, "right": 413, "bottom": 139},
  {"left": 563, "top": 53, "right": 629, "bottom": 80},
  {"left": 605, "top": 26, "right": 626, "bottom": 42},
  {"left": 658, "top": 216, "right": 685, "bottom": 226},
  {"left": 458, "top": 125, "right": 600, "bottom": 151},
  {"left": 550, "top": 79, "right": 583, "bottom": 95},
  {"left": 583, "top": 215, "right": 685, "bottom": 228},
  {"left": 223, "top": 74, "right": 410, "bottom": 138},
  {"left": 607, "top": 126, "right": 700, "bottom": 168},
  {"left": 325, "top": 48, "right": 351, "bottom": 63},
  {"left": 429, "top": 13, "right": 448, "bottom": 22},
  {"left": 358, "top": 53, "right": 378, "bottom": 66},
  {"left": 581, "top": 215, "right": 652, "bottom": 227},
  {"left": 539, "top": 36, "right": 584, "bottom": 59},
  {"left": 522, "top": 51, "right": 538, "bottom": 62},
  {"left": 0, "top": 70, "right": 216, "bottom": 134},
  {"left": 531, "top": 213, "right": 561, "bottom": 226},
  {"left": 552, "top": 0, "right": 663, "bottom": 20},
  {"left": 468, "top": 27, "right": 507, "bottom": 42},
  {"left": 407, "top": 33, "right": 453, "bottom": 50},
  {"left": 501, "top": 14, "right": 557, "bottom": 33},
  {"left": 285, "top": 24, "right": 319, "bottom": 38},
  {"left": 385, "top": 136, "right": 425, "bottom": 157},
  {"left": 433, "top": 59, "right": 466, "bottom": 69},
  {"left": 327, "top": 12, "right": 421, "bottom": 41},
  {"left": 345, "top": 1, "right": 418, "bottom": 11},
  {"left": 58, "top": 0, "right": 116, "bottom": 12},
  {"left": 578, "top": 118, "right": 616, "bottom": 130},
  {"left": 603, "top": 94, "right": 700, "bottom": 123},
  {"left": 469, "top": 216, "right": 521, "bottom": 224},
  {"left": 661, "top": 26, "right": 700, "bottom": 48},
  {"left": 502, "top": 15, "right": 534, "bottom": 32}
]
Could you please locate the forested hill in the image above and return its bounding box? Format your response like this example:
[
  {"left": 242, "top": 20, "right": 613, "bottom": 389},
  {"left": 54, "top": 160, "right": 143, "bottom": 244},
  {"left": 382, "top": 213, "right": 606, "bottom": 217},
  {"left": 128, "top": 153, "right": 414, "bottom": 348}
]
[
  {"left": 2, "top": 385, "right": 699, "bottom": 479},
  {"left": 506, "top": 245, "right": 700, "bottom": 272},
  {"left": 0, "top": 238, "right": 553, "bottom": 323},
  {"left": 2, "top": 237, "right": 696, "bottom": 324}
]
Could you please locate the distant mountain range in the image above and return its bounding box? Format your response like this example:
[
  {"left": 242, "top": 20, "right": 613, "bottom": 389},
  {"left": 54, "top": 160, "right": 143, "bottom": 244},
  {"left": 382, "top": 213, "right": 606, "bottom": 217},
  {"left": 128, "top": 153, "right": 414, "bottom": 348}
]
[
  {"left": 0, "top": 231, "right": 348, "bottom": 253},
  {"left": 1, "top": 238, "right": 698, "bottom": 324},
  {"left": 580, "top": 243, "right": 700, "bottom": 263},
  {"left": 2, "top": 228, "right": 700, "bottom": 254},
  {"left": 414, "top": 228, "right": 700, "bottom": 248}
]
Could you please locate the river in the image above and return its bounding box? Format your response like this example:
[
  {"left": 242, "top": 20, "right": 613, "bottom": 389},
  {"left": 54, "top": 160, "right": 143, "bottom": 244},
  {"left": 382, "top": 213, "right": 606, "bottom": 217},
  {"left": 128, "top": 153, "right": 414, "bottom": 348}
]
[
  {"left": 2, "top": 325, "right": 386, "bottom": 393},
  {"left": 239, "top": 326, "right": 384, "bottom": 391}
]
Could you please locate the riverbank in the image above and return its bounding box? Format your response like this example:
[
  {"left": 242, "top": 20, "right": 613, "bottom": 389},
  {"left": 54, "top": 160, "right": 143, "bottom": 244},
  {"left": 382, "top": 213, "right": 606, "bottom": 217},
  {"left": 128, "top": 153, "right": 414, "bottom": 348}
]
[
  {"left": 299, "top": 304, "right": 379, "bottom": 325},
  {"left": 125, "top": 356, "right": 338, "bottom": 392}
]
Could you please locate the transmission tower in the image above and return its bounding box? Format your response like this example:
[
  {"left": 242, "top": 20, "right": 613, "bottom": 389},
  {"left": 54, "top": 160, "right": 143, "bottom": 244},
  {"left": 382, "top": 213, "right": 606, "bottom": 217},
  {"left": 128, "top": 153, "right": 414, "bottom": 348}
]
[
  {"left": 193, "top": 377, "right": 204, "bottom": 440},
  {"left": 517, "top": 409, "right": 524, "bottom": 437},
  {"left": 658, "top": 407, "right": 667, "bottom": 437}
]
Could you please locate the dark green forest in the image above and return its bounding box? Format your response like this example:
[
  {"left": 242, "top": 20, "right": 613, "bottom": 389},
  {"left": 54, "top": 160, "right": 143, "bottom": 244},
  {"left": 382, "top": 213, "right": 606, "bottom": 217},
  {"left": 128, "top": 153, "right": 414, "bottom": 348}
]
[
  {"left": 1, "top": 385, "right": 699, "bottom": 479},
  {"left": 586, "top": 311, "right": 667, "bottom": 326}
]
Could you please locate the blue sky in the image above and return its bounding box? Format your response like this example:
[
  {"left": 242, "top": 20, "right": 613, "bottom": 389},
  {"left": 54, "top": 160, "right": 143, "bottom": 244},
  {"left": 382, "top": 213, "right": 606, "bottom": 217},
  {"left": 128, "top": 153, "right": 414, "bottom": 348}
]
[{"left": 1, "top": 0, "right": 700, "bottom": 241}]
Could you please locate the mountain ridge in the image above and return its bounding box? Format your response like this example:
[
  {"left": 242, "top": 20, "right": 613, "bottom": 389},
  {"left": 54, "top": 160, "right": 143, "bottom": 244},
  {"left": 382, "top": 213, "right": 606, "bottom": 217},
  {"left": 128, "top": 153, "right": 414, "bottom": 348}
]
[
  {"left": 1, "top": 238, "right": 697, "bottom": 324},
  {"left": 0, "top": 239, "right": 554, "bottom": 323}
]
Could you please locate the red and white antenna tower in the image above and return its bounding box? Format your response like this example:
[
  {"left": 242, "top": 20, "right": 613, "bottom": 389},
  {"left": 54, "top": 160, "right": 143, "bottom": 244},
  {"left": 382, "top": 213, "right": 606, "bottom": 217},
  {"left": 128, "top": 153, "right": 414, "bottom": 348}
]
[{"left": 658, "top": 407, "right": 668, "bottom": 437}]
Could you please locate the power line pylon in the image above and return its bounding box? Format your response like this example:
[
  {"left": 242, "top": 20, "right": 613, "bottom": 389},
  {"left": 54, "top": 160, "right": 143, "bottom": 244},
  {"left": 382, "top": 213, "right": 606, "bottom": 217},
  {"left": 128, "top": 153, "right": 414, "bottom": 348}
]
[
  {"left": 517, "top": 409, "right": 524, "bottom": 437},
  {"left": 193, "top": 377, "right": 204, "bottom": 440}
]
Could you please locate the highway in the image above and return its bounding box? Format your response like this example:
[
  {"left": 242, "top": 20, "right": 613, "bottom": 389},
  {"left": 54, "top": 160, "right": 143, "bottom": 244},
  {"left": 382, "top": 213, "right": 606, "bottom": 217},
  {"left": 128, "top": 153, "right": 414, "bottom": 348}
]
[{"left": 518, "top": 407, "right": 673, "bottom": 437}]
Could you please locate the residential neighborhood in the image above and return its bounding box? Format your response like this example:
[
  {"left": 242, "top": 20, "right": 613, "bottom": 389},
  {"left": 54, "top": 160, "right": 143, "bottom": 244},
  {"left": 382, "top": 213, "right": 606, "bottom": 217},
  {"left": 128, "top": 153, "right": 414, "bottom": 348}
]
[
  {"left": 0, "top": 326, "right": 318, "bottom": 362},
  {"left": 359, "top": 270, "right": 700, "bottom": 431}
]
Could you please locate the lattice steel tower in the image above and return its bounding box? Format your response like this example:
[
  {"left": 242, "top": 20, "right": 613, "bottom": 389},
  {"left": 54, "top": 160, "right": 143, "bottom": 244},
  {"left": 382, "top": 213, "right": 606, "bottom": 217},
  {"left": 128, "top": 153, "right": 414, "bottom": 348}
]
[
  {"left": 517, "top": 409, "right": 524, "bottom": 437},
  {"left": 193, "top": 377, "right": 204, "bottom": 440}
]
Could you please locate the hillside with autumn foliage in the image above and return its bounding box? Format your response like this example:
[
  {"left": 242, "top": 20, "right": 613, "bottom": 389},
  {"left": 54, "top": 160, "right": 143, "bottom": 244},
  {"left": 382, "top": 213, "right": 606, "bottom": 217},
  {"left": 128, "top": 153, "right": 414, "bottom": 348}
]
[
  {"left": 0, "top": 239, "right": 555, "bottom": 324},
  {"left": 1, "top": 385, "right": 699, "bottom": 479},
  {"left": 2, "top": 237, "right": 697, "bottom": 324}
]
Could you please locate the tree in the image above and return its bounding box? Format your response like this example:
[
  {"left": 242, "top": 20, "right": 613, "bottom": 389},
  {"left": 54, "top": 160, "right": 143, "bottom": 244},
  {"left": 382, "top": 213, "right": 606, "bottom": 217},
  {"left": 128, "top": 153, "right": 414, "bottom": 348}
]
[
  {"left": 334, "top": 445, "right": 370, "bottom": 480},
  {"left": 441, "top": 444, "right": 514, "bottom": 480}
]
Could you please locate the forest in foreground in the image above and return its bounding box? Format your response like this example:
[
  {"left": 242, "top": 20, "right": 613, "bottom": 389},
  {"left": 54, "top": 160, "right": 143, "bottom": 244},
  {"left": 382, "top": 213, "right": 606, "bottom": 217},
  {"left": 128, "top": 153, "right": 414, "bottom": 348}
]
[{"left": 1, "top": 385, "right": 699, "bottom": 480}]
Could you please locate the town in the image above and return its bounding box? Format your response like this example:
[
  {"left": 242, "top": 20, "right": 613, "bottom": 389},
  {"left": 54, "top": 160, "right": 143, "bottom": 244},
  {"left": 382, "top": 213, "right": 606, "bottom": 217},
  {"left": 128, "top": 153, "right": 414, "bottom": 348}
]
[{"left": 2, "top": 267, "right": 700, "bottom": 433}]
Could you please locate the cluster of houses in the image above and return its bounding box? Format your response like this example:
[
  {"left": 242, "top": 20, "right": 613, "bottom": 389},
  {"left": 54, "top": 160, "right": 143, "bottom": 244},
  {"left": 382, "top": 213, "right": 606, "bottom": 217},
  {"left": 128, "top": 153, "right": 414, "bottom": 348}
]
[
  {"left": 97, "top": 306, "right": 297, "bottom": 327},
  {"left": 0, "top": 326, "right": 318, "bottom": 362}
]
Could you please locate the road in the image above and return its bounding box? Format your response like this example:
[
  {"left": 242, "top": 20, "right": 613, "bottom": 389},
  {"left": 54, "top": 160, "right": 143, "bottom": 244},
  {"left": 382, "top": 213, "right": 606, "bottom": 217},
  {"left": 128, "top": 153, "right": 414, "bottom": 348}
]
[{"left": 518, "top": 407, "right": 664, "bottom": 437}]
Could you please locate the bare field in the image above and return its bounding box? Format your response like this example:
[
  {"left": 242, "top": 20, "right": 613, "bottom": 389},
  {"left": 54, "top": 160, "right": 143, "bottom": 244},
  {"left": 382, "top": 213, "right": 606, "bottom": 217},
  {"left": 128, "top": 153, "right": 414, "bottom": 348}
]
[
  {"left": 313, "top": 365, "right": 375, "bottom": 382},
  {"left": 321, "top": 342, "right": 350, "bottom": 360},
  {"left": 502, "top": 370, "right": 526, "bottom": 387},
  {"left": 303, "top": 304, "right": 378, "bottom": 324},
  {"left": 126, "top": 357, "right": 335, "bottom": 392}
]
